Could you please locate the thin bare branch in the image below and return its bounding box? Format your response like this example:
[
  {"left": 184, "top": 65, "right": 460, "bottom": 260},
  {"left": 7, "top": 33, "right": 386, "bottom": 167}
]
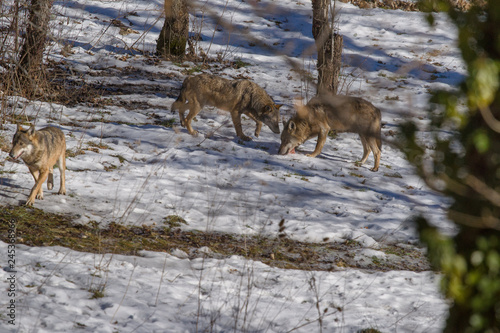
[{"left": 479, "top": 104, "right": 500, "bottom": 133}]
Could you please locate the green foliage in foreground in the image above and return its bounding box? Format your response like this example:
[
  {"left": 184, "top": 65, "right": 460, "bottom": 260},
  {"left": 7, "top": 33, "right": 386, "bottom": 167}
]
[{"left": 403, "top": 1, "right": 500, "bottom": 332}]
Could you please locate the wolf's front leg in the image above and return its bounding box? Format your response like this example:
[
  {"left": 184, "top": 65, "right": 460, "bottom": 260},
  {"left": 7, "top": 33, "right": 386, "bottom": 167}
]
[
  {"left": 245, "top": 112, "right": 262, "bottom": 137},
  {"left": 254, "top": 121, "right": 262, "bottom": 137},
  {"left": 307, "top": 128, "right": 328, "bottom": 158},
  {"left": 231, "top": 112, "right": 252, "bottom": 141},
  {"left": 28, "top": 168, "right": 43, "bottom": 201},
  {"left": 26, "top": 168, "right": 49, "bottom": 205}
]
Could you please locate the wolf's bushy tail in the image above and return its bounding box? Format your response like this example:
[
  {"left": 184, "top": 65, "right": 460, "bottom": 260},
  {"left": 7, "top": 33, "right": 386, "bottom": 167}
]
[{"left": 171, "top": 85, "right": 187, "bottom": 112}]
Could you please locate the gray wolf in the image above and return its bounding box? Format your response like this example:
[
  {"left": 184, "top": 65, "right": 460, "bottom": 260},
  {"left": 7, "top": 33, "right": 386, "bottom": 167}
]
[
  {"left": 279, "top": 94, "right": 382, "bottom": 171},
  {"left": 9, "top": 124, "right": 66, "bottom": 205},
  {"left": 171, "top": 74, "right": 282, "bottom": 141}
]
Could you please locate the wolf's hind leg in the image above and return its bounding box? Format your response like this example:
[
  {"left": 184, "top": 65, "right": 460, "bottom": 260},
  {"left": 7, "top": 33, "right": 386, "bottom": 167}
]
[
  {"left": 177, "top": 104, "right": 187, "bottom": 127},
  {"left": 184, "top": 102, "right": 202, "bottom": 136},
  {"left": 359, "top": 135, "right": 372, "bottom": 165},
  {"left": 367, "top": 136, "right": 381, "bottom": 172},
  {"left": 58, "top": 152, "right": 66, "bottom": 195},
  {"left": 47, "top": 167, "right": 54, "bottom": 190}
]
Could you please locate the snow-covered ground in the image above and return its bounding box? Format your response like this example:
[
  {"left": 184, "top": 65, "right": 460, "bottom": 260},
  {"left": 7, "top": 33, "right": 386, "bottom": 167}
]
[
  {"left": 0, "top": 241, "right": 448, "bottom": 333},
  {"left": 0, "top": 0, "right": 464, "bottom": 331}
]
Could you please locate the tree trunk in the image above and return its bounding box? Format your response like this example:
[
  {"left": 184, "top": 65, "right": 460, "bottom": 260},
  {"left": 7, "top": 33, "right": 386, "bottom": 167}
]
[
  {"left": 17, "top": 0, "right": 53, "bottom": 93},
  {"left": 312, "top": 0, "right": 342, "bottom": 95},
  {"left": 156, "top": 0, "right": 189, "bottom": 58},
  {"left": 317, "top": 32, "right": 343, "bottom": 95}
]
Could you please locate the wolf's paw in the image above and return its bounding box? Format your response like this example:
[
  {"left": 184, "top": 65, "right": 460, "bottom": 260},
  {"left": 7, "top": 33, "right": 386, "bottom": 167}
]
[
  {"left": 58, "top": 189, "right": 66, "bottom": 195},
  {"left": 240, "top": 135, "right": 252, "bottom": 142},
  {"left": 370, "top": 167, "right": 379, "bottom": 172},
  {"left": 189, "top": 130, "right": 199, "bottom": 137},
  {"left": 36, "top": 193, "right": 44, "bottom": 200},
  {"left": 25, "top": 198, "right": 35, "bottom": 206}
]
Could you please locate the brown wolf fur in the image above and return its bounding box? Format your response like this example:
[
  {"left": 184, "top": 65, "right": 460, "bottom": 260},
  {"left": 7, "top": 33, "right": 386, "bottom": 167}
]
[
  {"left": 171, "top": 74, "right": 282, "bottom": 141},
  {"left": 279, "top": 94, "right": 382, "bottom": 171},
  {"left": 9, "top": 124, "right": 66, "bottom": 205}
]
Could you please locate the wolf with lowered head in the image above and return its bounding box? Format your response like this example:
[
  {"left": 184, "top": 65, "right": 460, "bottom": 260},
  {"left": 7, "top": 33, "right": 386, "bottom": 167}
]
[
  {"left": 279, "top": 94, "right": 382, "bottom": 171},
  {"left": 171, "top": 74, "right": 282, "bottom": 141},
  {"left": 9, "top": 124, "right": 66, "bottom": 205}
]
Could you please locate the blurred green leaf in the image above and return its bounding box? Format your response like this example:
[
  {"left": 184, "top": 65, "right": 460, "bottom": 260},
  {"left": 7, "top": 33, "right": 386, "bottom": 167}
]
[
  {"left": 472, "top": 130, "right": 490, "bottom": 154},
  {"left": 468, "top": 59, "right": 500, "bottom": 109}
]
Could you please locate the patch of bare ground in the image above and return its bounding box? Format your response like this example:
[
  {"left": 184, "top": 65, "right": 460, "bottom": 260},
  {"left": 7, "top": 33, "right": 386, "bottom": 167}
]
[
  {"left": 341, "top": 0, "right": 480, "bottom": 11},
  {"left": 0, "top": 205, "right": 431, "bottom": 272},
  {"left": 42, "top": 63, "right": 180, "bottom": 106},
  {"left": 341, "top": 0, "right": 419, "bottom": 11},
  {"left": 4, "top": 58, "right": 248, "bottom": 115}
]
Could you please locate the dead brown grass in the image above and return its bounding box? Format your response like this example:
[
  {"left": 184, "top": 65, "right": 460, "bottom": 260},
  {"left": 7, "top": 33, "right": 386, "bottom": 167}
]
[{"left": 0, "top": 205, "right": 431, "bottom": 272}]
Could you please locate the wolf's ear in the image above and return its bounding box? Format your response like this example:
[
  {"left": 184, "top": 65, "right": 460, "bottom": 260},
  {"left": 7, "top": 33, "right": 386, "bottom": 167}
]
[
  {"left": 275, "top": 104, "right": 283, "bottom": 110},
  {"left": 27, "top": 125, "right": 35, "bottom": 136},
  {"left": 288, "top": 120, "right": 296, "bottom": 132}
]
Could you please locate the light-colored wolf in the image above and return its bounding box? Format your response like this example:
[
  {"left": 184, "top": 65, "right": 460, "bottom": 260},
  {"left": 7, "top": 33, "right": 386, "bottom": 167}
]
[
  {"left": 171, "top": 74, "right": 282, "bottom": 141},
  {"left": 9, "top": 124, "right": 66, "bottom": 205},
  {"left": 279, "top": 94, "right": 382, "bottom": 171}
]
